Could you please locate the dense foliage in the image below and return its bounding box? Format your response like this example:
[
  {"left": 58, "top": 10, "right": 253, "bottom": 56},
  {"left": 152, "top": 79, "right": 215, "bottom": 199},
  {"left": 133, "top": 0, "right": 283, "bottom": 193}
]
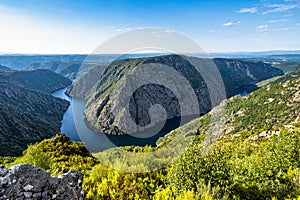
[
  {"left": 169, "top": 127, "right": 300, "bottom": 199},
  {"left": 6, "top": 134, "right": 98, "bottom": 176}
]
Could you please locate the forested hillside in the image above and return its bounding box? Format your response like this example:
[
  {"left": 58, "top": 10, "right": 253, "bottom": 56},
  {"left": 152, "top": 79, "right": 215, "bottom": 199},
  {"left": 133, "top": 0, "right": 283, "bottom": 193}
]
[
  {"left": 0, "top": 69, "right": 71, "bottom": 93},
  {"left": 0, "top": 70, "right": 71, "bottom": 156}
]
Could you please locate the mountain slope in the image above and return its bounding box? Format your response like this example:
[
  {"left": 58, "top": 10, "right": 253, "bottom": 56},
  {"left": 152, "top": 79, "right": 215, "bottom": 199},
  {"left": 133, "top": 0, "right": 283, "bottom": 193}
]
[
  {"left": 163, "top": 69, "right": 300, "bottom": 199},
  {"left": 0, "top": 69, "right": 72, "bottom": 156},
  {"left": 213, "top": 58, "right": 283, "bottom": 95},
  {"left": 27, "top": 61, "right": 81, "bottom": 79},
  {"left": 0, "top": 69, "right": 71, "bottom": 93},
  {"left": 67, "top": 54, "right": 283, "bottom": 135},
  {"left": 156, "top": 69, "right": 300, "bottom": 148},
  {"left": 0, "top": 65, "right": 11, "bottom": 71},
  {"left": 26, "top": 61, "right": 97, "bottom": 79},
  {"left": 0, "top": 82, "right": 70, "bottom": 156}
]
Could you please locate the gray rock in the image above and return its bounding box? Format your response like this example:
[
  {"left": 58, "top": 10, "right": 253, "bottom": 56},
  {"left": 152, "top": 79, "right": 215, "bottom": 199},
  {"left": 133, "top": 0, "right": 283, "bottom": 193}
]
[
  {"left": 23, "top": 192, "right": 32, "bottom": 198},
  {"left": 251, "top": 135, "right": 259, "bottom": 140},
  {"left": 32, "top": 193, "right": 41, "bottom": 198},
  {"left": 42, "top": 191, "right": 48, "bottom": 197},
  {"left": 185, "top": 130, "right": 199, "bottom": 137},
  {"left": 259, "top": 131, "right": 267, "bottom": 137},
  {"left": 0, "top": 164, "right": 84, "bottom": 200}
]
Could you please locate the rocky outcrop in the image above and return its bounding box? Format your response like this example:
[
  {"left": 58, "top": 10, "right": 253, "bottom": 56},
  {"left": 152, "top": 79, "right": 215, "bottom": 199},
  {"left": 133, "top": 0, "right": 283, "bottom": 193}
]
[
  {"left": 68, "top": 55, "right": 283, "bottom": 136},
  {"left": 0, "top": 164, "right": 83, "bottom": 200}
]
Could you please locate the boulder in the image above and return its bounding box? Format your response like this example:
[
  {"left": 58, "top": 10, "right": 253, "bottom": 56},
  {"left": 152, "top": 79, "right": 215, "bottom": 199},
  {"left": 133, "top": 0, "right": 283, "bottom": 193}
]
[{"left": 0, "top": 164, "right": 83, "bottom": 200}]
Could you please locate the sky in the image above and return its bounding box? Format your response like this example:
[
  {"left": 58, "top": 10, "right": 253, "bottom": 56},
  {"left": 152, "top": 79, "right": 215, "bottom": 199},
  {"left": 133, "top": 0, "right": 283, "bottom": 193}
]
[{"left": 0, "top": 0, "right": 299, "bottom": 54}]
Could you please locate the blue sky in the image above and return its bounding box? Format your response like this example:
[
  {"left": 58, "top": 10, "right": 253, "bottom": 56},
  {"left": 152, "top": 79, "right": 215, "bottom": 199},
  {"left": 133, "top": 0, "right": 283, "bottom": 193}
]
[{"left": 0, "top": 0, "right": 299, "bottom": 54}]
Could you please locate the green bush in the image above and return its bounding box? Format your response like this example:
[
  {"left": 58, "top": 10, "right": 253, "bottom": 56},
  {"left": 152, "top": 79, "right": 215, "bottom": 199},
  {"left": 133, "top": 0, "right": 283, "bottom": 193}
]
[
  {"left": 11, "top": 145, "right": 52, "bottom": 170},
  {"left": 168, "top": 128, "right": 300, "bottom": 199}
]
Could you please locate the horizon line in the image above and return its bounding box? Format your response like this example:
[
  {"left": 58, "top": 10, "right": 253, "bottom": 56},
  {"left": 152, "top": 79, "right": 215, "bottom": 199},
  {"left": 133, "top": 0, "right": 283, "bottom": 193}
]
[{"left": 1, "top": 49, "right": 300, "bottom": 56}]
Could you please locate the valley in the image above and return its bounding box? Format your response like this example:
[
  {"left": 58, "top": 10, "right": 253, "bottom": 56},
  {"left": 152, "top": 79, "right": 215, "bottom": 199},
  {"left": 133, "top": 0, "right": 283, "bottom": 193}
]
[
  {"left": 0, "top": 53, "right": 299, "bottom": 200},
  {"left": 1, "top": 64, "right": 299, "bottom": 200},
  {"left": 1, "top": 0, "right": 300, "bottom": 199}
]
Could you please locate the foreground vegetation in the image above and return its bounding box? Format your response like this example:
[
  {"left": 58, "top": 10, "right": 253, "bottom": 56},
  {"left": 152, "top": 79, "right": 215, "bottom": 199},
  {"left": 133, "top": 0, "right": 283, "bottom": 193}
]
[{"left": 1, "top": 70, "right": 300, "bottom": 199}]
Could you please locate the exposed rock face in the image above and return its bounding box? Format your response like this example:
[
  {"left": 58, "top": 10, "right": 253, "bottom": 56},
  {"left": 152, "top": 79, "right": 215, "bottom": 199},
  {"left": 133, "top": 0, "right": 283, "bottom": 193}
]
[
  {"left": 67, "top": 55, "right": 283, "bottom": 136},
  {"left": 84, "top": 55, "right": 214, "bottom": 135},
  {"left": 0, "top": 164, "right": 83, "bottom": 200}
]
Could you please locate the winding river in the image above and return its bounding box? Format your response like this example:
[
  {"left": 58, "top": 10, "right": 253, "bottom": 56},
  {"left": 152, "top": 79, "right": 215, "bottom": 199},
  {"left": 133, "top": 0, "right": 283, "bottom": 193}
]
[
  {"left": 52, "top": 87, "right": 183, "bottom": 152},
  {"left": 52, "top": 85, "right": 249, "bottom": 153}
]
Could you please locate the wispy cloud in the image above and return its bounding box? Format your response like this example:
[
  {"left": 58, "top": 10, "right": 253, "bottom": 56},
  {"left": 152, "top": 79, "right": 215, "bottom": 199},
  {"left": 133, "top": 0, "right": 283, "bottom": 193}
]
[
  {"left": 208, "top": 30, "right": 219, "bottom": 33},
  {"left": 163, "top": 29, "right": 176, "bottom": 33},
  {"left": 236, "top": 7, "right": 258, "bottom": 13},
  {"left": 258, "top": 25, "right": 269, "bottom": 29},
  {"left": 257, "top": 24, "right": 294, "bottom": 33},
  {"left": 266, "top": 19, "right": 288, "bottom": 23},
  {"left": 257, "top": 24, "right": 269, "bottom": 32},
  {"left": 273, "top": 27, "right": 291, "bottom": 31},
  {"left": 262, "top": 3, "right": 300, "bottom": 15},
  {"left": 115, "top": 27, "right": 132, "bottom": 32},
  {"left": 223, "top": 20, "right": 242, "bottom": 27}
]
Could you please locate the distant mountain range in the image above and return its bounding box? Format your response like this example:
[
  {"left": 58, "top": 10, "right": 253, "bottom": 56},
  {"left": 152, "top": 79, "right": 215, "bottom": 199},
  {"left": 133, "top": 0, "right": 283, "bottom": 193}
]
[
  {"left": 208, "top": 50, "right": 300, "bottom": 58},
  {"left": 0, "top": 65, "right": 11, "bottom": 71},
  {"left": 26, "top": 61, "right": 84, "bottom": 79},
  {"left": 0, "top": 55, "right": 86, "bottom": 70},
  {"left": 0, "top": 51, "right": 299, "bottom": 78}
]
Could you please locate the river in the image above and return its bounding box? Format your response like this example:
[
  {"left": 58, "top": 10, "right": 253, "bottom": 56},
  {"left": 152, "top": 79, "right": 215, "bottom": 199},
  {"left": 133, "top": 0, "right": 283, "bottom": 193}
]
[
  {"left": 52, "top": 87, "right": 184, "bottom": 153},
  {"left": 52, "top": 86, "right": 249, "bottom": 153}
]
